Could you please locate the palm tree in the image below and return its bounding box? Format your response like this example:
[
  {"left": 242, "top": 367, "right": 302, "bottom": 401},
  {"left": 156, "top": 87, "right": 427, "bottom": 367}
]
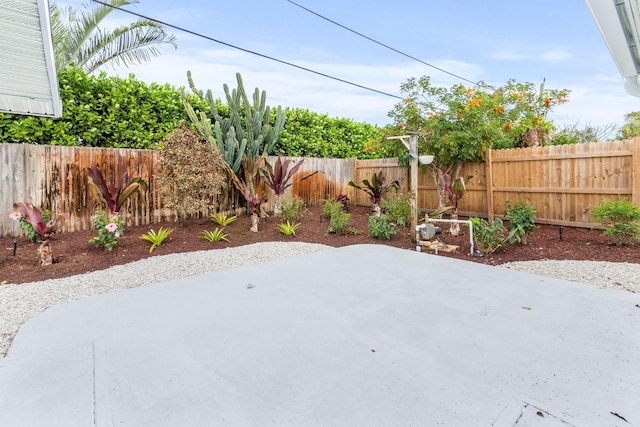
[{"left": 51, "top": 0, "right": 177, "bottom": 73}]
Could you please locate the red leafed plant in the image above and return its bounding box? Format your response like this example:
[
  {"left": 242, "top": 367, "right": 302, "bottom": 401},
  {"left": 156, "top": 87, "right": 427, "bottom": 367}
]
[
  {"left": 261, "top": 157, "right": 305, "bottom": 196},
  {"left": 87, "top": 165, "right": 148, "bottom": 215},
  {"left": 13, "top": 200, "right": 67, "bottom": 265}
]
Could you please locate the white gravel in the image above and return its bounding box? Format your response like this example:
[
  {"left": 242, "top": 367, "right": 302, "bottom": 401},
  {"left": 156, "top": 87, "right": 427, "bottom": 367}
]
[{"left": 1, "top": 242, "right": 638, "bottom": 359}]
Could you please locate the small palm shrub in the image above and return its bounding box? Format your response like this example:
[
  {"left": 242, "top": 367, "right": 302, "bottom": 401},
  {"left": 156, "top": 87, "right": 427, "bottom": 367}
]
[
  {"left": 591, "top": 198, "right": 640, "bottom": 245},
  {"left": 368, "top": 214, "right": 396, "bottom": 240},
  {"left": 505, "top": 200, "right": 536, "bottom": 244}
]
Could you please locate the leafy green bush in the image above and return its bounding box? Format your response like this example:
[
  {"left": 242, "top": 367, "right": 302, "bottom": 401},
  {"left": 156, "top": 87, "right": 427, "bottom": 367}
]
[
  {"left": 275, "top": 108, "right": 383, "bottom": 159},
  {"left": 381, "top": 192, "right": 411, "bottom": 226},
  {"left": 591, "top": 198, "right": 640, "bottom": 245},
  {"left": 322, "top": 198, "right": 344, "bottom": 218},
  {"left": 279, "top": 195, "right": 307, "bottom": 222},
  {"left": 328, "top": 210, "right": 351, "bottom": 235},
  {"left": 0, "top": 66, "right": 208, "bottom": 148},
  {"left": 505, "top": 200, "right": 536, "bottom": 244},
  {"left": 88, "top": 210, "right": 124, "bottom": 251},
  {"left": 368, "top": 214, "right": 397, "bottom": 240},
  {"left": 470, "top": 217, "right": 509, "bottom": 254}
]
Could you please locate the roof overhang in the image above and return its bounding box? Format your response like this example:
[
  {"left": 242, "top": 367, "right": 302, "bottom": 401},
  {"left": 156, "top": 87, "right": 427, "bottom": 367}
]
[
  {"left": 0, "top": 0, "right": 62, "bottom": 117},
  {"left": 585, "top": 0, "right": 640, "bottom": 97}
]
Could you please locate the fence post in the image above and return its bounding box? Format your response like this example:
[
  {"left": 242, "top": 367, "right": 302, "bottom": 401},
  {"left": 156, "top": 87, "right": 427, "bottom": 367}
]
[
  {"left": 633, "top": 137, "right": 640, "bottom": 207},
  {"left": 485, "top": 149, "right": 494, "bottom": 221}
]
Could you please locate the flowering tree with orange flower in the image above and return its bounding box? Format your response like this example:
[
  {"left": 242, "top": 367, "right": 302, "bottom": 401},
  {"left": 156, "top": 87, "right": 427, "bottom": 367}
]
[{"left": 386, "top": 76, "right": 569, "bottom": 221}]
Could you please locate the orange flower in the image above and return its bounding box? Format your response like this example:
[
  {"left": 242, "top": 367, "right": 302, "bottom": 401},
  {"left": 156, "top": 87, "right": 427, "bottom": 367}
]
[
  {"left": 494, "top": 105, "right": 505, "bottom": 115},
  {"left": 468, "top": 98, "right": 482, "bottom": 108},
  {"left": 503, "top": 123, "right": 512, "bottom": 132}
]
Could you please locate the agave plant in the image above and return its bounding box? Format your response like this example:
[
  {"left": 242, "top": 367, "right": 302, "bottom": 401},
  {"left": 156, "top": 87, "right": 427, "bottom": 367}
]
[
  {"left": 87, "top": 164, "right": 147, "bottom": 215},
  {"left": 12, "top": 200, "right": 67, "bottom": 265},
  {"left": 348, "top": 171, "right": 400, "bottom": 215}
]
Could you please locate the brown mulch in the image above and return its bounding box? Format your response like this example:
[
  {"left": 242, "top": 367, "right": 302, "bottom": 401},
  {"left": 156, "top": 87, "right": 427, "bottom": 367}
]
[{"left": 1, "top": 205, "right": 638, "bottom": 285}]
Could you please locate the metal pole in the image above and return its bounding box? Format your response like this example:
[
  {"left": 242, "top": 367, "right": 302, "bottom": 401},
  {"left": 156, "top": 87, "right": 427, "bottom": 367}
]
[{"left": 409, "top": 133, "right": 419, "bottom": 234}]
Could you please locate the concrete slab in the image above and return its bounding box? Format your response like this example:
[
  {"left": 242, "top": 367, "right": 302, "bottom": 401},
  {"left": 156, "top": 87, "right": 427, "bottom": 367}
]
[{"left": 0, "top": 244, "right": 638, "bottom": 426}]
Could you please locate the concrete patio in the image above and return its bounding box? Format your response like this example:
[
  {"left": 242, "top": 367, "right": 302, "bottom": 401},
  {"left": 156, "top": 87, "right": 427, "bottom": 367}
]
[{"left": 0, "top": 244, "right": 638, "bottom": 426}]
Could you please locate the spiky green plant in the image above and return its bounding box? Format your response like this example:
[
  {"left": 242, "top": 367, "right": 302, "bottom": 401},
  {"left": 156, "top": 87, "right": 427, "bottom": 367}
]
[
  {"left": 200, "top": 228, "right": 229, "bottom": 242},
  {"left": 140, "top": 227, "right": 174, "bottom": 253},
  {"left": 348, "top": 170, "right": 400, "bottom": 211},
  {"left": 211, "top": 214, "right": 237, "bottom": 226},
  {"left": 278, "top": 221, "right": 300, "bottom": 236}
]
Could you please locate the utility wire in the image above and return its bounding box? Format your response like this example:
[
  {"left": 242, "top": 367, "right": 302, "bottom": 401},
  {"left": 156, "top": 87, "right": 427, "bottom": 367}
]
[
  {"left": 90, "top": 0, "right": 404, "bottom": 100},
  {"left": 286, "top": 0, "right": 485, "bottom": 88}
]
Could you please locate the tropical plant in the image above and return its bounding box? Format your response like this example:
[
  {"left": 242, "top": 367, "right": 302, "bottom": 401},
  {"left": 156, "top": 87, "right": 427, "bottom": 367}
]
[
  {"left": 368, "top": 214, "right": 397, "bottom": 240},
  {"left": 51, "top": 0, "right": 177, "bottom": 73},
  {"left": 17, "top": 209, "right": 51, "bottom": 243},
  {"left": 12, "top": 200, "right": 67, "bottom": 265},
  {"left": 262, "top": 156, "right": 305, "bottom": 197},
  {"left": 211, "top": 214, "right": 237, "bottom": 226},
  {"left": 156, "top": 125, "right": 226, "bottom": 217},
  {"left": 505, "top": 200, "right": 537, "bottom": 244},
  {"left": 140, "top": 227, "right": 174, "bottom": 252},
  {"left": 88, "top": 210, "right": 124, "bottom": 251},
  {"left": 469, "top": 217, "right": 509, "bottom": 255},
  {"left": 278, "top": 221, "right": 301, "bottom": 236},
  {"left": 549, "top": 121, "right": 616, "bottom": 145},
  {"left": 348, "top": 170, "right": 400, "bottom": 214},
  {"left": 279, "top": 195, "right": 307, "bottom": 222},
  {"left": 200, "top": 228, "right": 229, "bottom": 242},
  {"left": 437, "top": 168, "right": 472, "bottom": 235},
  {"left": 88, "top": 164, "right": 147, "bottom": 215},
  {"left": 618, "top": 111, "right": 640, "bottom": 139},
  {"left": 335, "top": 194, "right": 350, "bottom": 212},
  {"left": 381, "top": 192, "right": 411, "bottom": 226},
  {"left": 591, "top": 198, "right": 640, "bottom": 245}
]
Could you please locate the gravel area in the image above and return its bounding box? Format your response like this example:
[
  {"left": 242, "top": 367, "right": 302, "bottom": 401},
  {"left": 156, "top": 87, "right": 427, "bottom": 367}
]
[{"left": 1, "top": 243, "right": 638, "bottom": 359}]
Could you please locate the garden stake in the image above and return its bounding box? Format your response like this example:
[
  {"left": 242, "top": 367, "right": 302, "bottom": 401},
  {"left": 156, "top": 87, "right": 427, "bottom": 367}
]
[
  {"left": 559, "top": 226, "right": 563, "bottom": 241},
  {"left": 13, "top": 240, "right": 17, "bottom": 256}
]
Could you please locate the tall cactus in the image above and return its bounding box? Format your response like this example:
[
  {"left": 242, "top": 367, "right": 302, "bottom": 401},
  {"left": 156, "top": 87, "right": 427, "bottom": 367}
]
[{"left": 182, "top": 71, "right": 285, "bottom": 173}]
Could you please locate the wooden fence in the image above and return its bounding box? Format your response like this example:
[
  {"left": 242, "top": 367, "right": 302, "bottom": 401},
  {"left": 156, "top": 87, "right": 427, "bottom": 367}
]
[{"left": 1, "top": 138, "right": 639, "bottom": 237}]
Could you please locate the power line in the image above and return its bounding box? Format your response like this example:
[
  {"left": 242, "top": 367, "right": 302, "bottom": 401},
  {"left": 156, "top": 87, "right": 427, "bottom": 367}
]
[
  {"left": 286, "top": 0, "right": 484, "bottom": 88},
  {"left": 89, "top": 0, "right": 404, "bottom": 100}
]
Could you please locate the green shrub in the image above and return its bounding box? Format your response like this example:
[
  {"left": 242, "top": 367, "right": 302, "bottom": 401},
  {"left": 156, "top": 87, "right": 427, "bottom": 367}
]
[
  {"left": 0, "top": 66, "right": 208, "bottom": 148},
  {"left": 327, "top": 209, "right": 352, "bottom": 235},
  {"left": 470, "top": 217, "right": 509, "bottom": 254},
  {"left": 88, "top": 210, "right": 124, "bottom": 251},
  {"left": 381, "top": 192, "right": 411, "bottom": 226},
  {"left": 322, "top": 198, "right": 344, "bottom": 218},
  {"left": 505, "top": 200, "right": 536, "bottom": 244},
  {"left": 591, "top": 198, "right": 640, "bottom": 245},
  {"left": 279, "top": 195, "right": 307, "bottom": 222},
  {"left": 368, "top": 214, "right": 397, "bottom": 240}
]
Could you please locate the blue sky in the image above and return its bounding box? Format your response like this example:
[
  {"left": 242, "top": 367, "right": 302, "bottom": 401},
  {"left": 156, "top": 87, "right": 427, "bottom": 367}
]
[{"left": 65, "top": 0, "right": 639, "bottom": 133}]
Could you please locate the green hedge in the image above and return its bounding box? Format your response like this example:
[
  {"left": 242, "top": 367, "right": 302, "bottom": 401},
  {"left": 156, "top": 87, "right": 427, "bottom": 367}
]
[
  {"left": 276, "top": 108, "right": 382, "bottom": 159},
  {"left": 0, "top": 67, "right": 385, "bottom": 158},
  {"left": 0, "top": 67, "right": 206, "bottom": 149}
]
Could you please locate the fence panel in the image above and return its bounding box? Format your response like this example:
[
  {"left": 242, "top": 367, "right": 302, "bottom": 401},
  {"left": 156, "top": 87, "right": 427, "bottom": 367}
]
[{"left": 352, "top": 158, "right": 408, "bottom": 206}]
